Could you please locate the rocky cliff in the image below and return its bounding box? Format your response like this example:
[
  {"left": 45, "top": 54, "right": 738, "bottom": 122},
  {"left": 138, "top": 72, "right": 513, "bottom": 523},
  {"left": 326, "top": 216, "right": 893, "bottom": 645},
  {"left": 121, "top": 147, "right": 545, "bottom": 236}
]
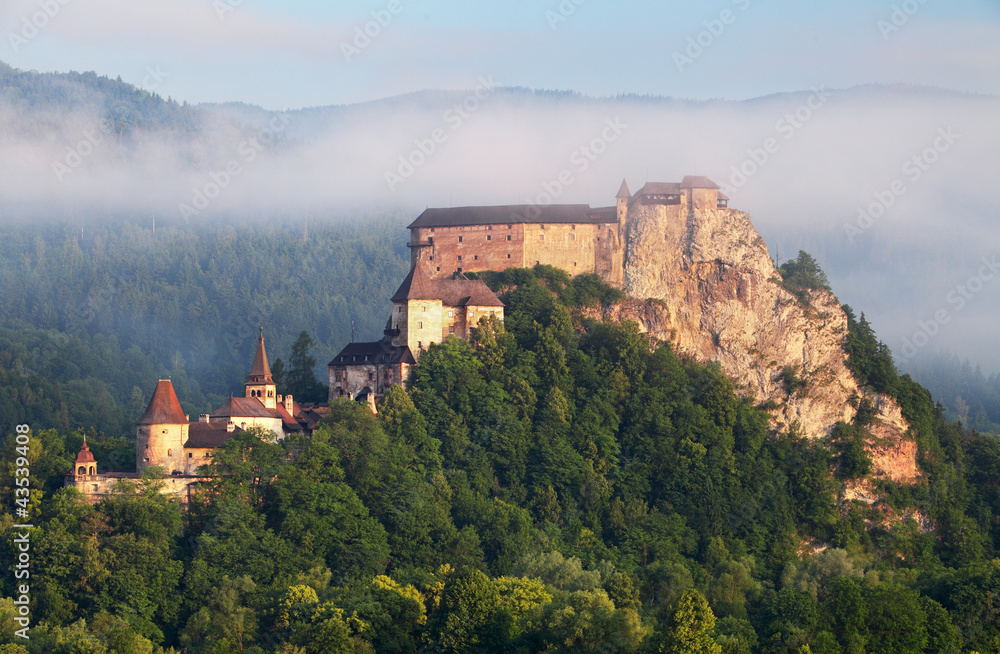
[{"left": 596, "top": 203, "right": 917, "bottom": 484}]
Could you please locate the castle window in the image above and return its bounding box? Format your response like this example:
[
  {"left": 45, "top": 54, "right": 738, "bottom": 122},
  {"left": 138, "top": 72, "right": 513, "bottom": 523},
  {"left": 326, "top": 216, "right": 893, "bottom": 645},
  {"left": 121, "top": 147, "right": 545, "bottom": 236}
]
[
  {"left": 474, "top": 255, "right": 478, "bottom": 260},
  {"left": 418, "top": 341, "right": 422, "bottom": 349},
  {"left": 422, "top": 306, "right": 427, "bottom": 312},
  {"left": 448, "top": 310, "right": 454, "bottom": 317},
  {"left": 458, "top": 255, "right": 462, "bottom": 261},
  {"left": 570, "top": 233, "right": 576, "bottom": 241},
  {"left": 188, "top": 453, "right": 193, "bottom": 458},
  {"left": 458, "top": 236, "right": 463, "bottom": 243},
  {"left": 507, "top": 254, "right": 511, "bottom": 259},
  {"left": 429, "top": 256, "right": 434, "bottom": 261},
  {"left": 574, "top": 262, "right": 577, "bottom": 266},
  {"left": 572, "top": 224, "right": 576, "bottom": 229},
  {"left": 506, "top": 235, "right": 512, "bottom": 241},
  {"left": 437, "top": 267, "right": 441, "bottom": 271},
  {"left": 419, "top": 321, "right": 423, "bottom": 329},
  {"left": 449, "top": 325, "right": 455, "bottom": 333},
  {"left": 488, "top": 226, "right": 493, "bottom": 230},
  {"left": 168, "top": 449, "right": 172, "bottom": 457},
  {"left": 487, "top": 235, "right": 491, "bottom": 241},
  {"left": 162, "top": 430, "right": 167, "bottom": 434},
  {"left": 539, "top": 234, "right": 544, "bottom": 241},
  {"left": 457, "top": 267, "right": 462, "bottom": 273},
  {"left": 78, "top": 466, "right": 86, "bottom": 475}
]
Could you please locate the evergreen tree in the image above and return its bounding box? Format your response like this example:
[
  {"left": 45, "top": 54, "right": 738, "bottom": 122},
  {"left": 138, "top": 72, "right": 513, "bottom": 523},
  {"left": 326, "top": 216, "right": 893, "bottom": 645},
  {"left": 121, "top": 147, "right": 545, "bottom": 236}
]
[{"left": 286, "top": 331, "right": 326, "bottom": 403}]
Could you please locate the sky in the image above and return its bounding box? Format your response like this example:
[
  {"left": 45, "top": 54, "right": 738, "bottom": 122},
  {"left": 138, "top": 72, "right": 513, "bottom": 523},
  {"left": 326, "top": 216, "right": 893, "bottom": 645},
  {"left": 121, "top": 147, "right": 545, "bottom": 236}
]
[{"left": 2, "top": 0, "right": 999, "bottom": 108}]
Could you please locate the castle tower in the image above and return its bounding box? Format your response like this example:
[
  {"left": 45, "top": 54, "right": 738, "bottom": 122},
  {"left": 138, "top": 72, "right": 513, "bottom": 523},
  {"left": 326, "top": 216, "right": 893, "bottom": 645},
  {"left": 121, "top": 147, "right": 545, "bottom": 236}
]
[
  {"left": 616, "top": 179, "right": 631, "bottom": 237},
  {"left": 136, "top": 379, "right": 189, "bottom": 475},
  {"left": 245, "top": 328, "right": 277, "bottom": 409},
  {"left": 73, "top": 438, "right": 97, "bottom": 477}
]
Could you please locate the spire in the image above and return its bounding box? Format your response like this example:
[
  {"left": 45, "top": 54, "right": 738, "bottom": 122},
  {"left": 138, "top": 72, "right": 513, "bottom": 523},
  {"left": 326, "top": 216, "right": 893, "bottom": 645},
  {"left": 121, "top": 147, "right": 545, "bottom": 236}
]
[
  {"left": 616, "top": 179, "right": 631, "bottom": 199},
  {"left": 137, "top": 380, "right": 188, "bottom": 425},
  {"left": 249, "top": 327, "right": 273, "bottom": 382}
]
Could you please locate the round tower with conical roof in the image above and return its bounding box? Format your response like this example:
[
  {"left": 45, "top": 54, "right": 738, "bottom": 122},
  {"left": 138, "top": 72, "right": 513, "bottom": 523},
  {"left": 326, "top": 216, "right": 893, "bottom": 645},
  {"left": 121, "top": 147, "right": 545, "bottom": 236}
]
[{"left": 136, "top": 379, "right": 189, "bottom": 475}]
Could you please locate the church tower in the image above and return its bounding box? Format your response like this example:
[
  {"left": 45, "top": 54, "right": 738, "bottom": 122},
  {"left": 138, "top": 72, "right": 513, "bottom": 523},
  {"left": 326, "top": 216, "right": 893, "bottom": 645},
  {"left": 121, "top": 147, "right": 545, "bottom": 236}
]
[{"left": 245, "top": 328, "right": 277, "bottom": 409}]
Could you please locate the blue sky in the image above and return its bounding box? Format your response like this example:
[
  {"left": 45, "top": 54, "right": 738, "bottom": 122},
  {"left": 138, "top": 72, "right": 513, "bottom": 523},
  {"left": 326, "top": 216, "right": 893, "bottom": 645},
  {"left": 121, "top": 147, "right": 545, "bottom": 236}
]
[{"left": 2, "top": 0, "right": 998, "bottom": 108}]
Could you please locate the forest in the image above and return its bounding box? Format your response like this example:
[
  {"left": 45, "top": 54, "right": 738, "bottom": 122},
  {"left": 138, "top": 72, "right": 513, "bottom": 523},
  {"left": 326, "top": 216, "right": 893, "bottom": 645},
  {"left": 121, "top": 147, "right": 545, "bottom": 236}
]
[{"left": 3, "top": 261, "right": 1000, "bottom": 653}]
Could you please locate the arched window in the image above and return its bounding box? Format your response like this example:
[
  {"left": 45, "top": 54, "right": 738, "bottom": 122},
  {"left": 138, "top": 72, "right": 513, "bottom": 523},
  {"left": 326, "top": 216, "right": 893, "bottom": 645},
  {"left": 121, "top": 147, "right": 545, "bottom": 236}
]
[{"left": 78, "top": 466, "right": 86, "bottom": 475}]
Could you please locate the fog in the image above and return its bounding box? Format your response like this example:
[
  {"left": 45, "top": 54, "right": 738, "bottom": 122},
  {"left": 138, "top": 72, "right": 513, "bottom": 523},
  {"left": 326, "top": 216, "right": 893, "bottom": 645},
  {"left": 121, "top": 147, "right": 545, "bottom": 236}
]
[{"left": 1, "top": 79, "right": 997, "bottom": 372}]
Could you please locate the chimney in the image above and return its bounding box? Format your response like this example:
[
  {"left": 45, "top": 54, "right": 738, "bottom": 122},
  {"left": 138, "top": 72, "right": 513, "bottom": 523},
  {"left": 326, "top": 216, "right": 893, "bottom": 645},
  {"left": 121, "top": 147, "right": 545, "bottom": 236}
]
[
  {"left": 284, "top": 395, "right": 294, "bottom": 414},
  {"left": 226, "top": 422, "right": 235, "bottom": 432},
  {"left": 199, "top": 414, "right": 210, "bottom": 423}
]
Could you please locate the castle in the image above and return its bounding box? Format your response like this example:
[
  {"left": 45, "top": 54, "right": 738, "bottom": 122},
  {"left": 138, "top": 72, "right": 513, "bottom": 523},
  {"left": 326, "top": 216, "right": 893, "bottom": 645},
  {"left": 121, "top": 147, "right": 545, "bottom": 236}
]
[
  {"left": 70, "top": 175, "right": 728, "bottom": 501},
  {"left": 66, "top": 330, "right": 328, "bottom": 503},
  {"left": 328, "top": 176, "right": 726, "bottom": 400}
]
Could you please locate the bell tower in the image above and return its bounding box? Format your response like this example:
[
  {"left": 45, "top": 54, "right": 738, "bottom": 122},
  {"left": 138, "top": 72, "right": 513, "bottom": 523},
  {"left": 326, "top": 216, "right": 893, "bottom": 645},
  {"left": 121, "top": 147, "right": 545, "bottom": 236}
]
[{"left": 245, "top": 327, "right": 277, "bottom": 409}]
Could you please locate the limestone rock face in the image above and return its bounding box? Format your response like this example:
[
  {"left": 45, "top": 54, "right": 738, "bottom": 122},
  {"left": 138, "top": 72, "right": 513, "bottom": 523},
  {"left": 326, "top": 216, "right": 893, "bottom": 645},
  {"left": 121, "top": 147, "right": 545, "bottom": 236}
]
[{"left": 603, "top": 204, "right": 914, "bottom": 482}]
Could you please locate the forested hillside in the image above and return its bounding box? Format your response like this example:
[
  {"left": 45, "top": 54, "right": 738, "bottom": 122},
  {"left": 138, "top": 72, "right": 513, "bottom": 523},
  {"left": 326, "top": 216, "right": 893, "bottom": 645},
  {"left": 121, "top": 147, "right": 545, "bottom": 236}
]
[
  {"left": 3, "top": 267, "right": 1000, "bottom": 653},
  {"left": 0, "top": 216, "right": 410, "bottom": 439}
]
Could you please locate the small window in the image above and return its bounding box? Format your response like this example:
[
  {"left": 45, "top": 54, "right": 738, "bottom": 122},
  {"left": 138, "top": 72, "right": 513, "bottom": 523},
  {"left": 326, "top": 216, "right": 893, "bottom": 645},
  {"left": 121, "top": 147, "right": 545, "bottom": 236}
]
[
  {"left": 488, "top": 226, "right": 493, "bottom": 230},
  {"left": 474, "top": 255, "right": 478, "bottom": 260},
  {"left": 458, "top": 236, "right": 463, "bottom": 243},
  {"left": 167, "top": 449, "right": 172, "bottom": 457},
  {"left": 188, "top": 453, "right": 193, "bottom": 458},
  {"left": 419, "top": 321, "right": 423, "bottom": 329},
  {"left": 457, "top": 267, "right": 463, "bottom": 273},
  {"left": 422, "top": 306, "right": 427, "bottom": 312},
  {"left": 449, "top": 325, "right": 455, "bottom": 333},
  {"left": 507, "top": 254, "right": 511, "bottom": 259},
  {"left": 448, "top": 310, "right": 454, "bottom": 317},
  {"left": 429, "top": 256, "right": 434, "bottom": 261},
  {"left": 418, "top": 341, "right": 422, "bottom": 349},
  {"left": 539, "top": 234, "right": 544, "bottom": 241},
  {"left": 506, "top": 235, "right": 512, "bottom": 241},
  {"left": 487, "top": 235, "right": 492, "bottom": 241},
  {"left": 437, "top": 266, "right": 441, "bottom": 271},
  {"left": 570, "top": 233, "right": 576, "bottom": 241}
]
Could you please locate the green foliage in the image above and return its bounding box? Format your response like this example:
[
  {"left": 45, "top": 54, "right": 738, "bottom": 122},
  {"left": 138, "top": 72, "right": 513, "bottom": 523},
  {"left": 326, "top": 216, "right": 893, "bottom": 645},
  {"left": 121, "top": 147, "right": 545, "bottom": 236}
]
[
  {"left": 5, "top": 222, "right": 1000, "bottom": 653},
  {"left": 778, "top": 251, "right": 831, "bottom": 304}
]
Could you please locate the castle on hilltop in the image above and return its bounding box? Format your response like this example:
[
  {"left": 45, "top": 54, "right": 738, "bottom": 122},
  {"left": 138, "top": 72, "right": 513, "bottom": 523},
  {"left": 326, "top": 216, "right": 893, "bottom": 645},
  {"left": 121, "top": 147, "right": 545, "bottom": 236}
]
[
  {"left": 69, "top": 175, "right": 731, "bottom": 502},
  {"left": 407, "top": 176, "right": 726, "bottom": 284},
  {"left": 328, "top": 176, "right": 728, "bottom": 400}
]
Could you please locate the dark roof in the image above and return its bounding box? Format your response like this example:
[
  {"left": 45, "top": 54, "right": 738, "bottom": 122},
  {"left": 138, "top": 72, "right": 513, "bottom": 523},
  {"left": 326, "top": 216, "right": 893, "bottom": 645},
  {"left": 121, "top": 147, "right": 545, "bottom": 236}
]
[
  {"left": 329, "top": 340, "right": 417, "bottom": 367},
  {"left": 408, "top": 204, "right": 606, "bottom": 229},
  {"left": 391, "top": 266, "right": 504, "bottom": 307},
  {"left": 185, "top": 423, "right": 241, "bottom": 449},
  {"left": 249, "top": 329, "right": 273, "bottom": 382},
  {"left": 210, "top": 396, "right": 281, "bottom": 419},
  {"left": 616, "top": 179, "right": 631, "bottom": 199},
  {"left": 137, "top": 380, "right": 188, "bottom": 425},
  {"left": 718, "top": 191, "right": 730, "bottom": 201},
  {"left": 680, "top": 175, "right": 720, "bottom": 190},
  {"left": 275, "top": 404, "right": 304, "bottom": 432},
  {"left": 634, "top": 182, "right": 681, "bottom": 196}
]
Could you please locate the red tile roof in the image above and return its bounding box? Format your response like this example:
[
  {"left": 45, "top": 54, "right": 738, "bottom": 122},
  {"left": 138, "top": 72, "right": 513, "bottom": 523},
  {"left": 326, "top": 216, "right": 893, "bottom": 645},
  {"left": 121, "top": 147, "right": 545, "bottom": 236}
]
[
  {"left": 137, "top": 380, "right": 188, "bottom": 425},
  {"left": 249, "top": 329, "right": 273, "bottom": 382},
  {"left": 209, "top": 396, "right": 281, "bottom": 420},
  {"left": 186, "top": 423, "right": 242, "bottom": 449}
]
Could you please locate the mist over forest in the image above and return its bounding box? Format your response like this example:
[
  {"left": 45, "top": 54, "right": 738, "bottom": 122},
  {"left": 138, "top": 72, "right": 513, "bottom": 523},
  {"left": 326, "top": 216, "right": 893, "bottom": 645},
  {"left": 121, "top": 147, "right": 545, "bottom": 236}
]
[{"left": 1, "top": 62, "right": 997, "bottom": 382}]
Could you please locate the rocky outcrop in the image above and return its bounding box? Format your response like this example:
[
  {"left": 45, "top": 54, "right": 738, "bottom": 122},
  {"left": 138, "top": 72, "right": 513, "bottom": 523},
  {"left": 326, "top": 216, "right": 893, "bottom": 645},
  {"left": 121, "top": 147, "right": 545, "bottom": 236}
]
[{"left": 596, "top": 203, "right": 916, "bottom": 483}]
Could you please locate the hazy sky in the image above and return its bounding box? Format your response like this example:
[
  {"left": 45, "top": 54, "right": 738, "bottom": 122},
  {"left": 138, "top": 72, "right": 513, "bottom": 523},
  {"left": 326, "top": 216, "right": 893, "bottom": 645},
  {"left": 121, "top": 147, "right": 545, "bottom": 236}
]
[{"left": 2, "top": 0, "right": 998, "bottom": 108}]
